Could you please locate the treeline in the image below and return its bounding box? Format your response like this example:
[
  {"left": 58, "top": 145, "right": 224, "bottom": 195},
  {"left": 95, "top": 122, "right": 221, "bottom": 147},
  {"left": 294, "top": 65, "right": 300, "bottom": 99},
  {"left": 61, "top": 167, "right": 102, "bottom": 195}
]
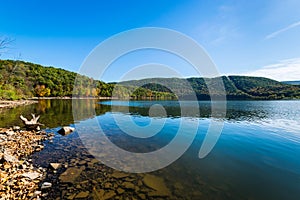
[
  {"left": 0, "top": 60, "right": 175, "bottom": 100},
  {"left": 1, "top": 59, "right": 300, "bottom": 100},
  {"left": 121, "top": 76, "right": 300, "bottom": 100}
]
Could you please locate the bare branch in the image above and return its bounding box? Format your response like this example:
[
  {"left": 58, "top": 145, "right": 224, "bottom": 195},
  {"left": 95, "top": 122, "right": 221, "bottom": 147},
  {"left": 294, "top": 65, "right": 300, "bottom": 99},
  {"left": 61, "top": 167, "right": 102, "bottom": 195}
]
[
  {"left": 0, "top": 36, "right": 14, "bottom": 50},
  {"left": 0, "top": 36, "right": 15, "bottom": 57}
]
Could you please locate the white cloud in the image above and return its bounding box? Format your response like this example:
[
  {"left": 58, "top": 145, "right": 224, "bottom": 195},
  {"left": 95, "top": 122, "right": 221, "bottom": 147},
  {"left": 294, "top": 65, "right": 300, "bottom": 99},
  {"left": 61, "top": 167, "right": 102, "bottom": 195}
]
[
  {"left": 241, "top": 58, "right": 300, "bottom": 81},
  {"left": 265, "top": 20, "right": 300, "bottom": 40}
]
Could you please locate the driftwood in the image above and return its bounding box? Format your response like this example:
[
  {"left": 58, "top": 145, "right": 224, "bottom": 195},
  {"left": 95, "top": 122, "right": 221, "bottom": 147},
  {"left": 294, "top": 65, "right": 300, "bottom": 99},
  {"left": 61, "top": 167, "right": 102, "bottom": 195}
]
[{"left": 20, "top": 114, "right": 44, "bottom": 130}]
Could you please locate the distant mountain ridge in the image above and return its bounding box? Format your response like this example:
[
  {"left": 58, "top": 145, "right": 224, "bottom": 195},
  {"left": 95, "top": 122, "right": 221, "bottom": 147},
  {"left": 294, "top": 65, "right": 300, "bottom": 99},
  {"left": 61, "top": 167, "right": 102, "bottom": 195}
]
[
  {"left": 120, "top": 76, "right": 300, "bottom": 100},
  {"left": 1, "top": 59, "right": 300, "bottom": 100},
  {"left": 282, "top": 81, "right": 300, "bottom": 85}
]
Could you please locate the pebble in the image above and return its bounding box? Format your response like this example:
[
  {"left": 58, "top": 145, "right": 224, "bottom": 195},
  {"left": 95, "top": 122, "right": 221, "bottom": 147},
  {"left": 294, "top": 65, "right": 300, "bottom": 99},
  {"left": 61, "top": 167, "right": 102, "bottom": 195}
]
[
  {"left": 0, "top": 127, "right": 51, "bottom": 199},
  {"left": 49, "top": 162, "right": 61, "bottom": 170},
  {"left": 41, "top": 182, "right": 52, "bottom": 189}
]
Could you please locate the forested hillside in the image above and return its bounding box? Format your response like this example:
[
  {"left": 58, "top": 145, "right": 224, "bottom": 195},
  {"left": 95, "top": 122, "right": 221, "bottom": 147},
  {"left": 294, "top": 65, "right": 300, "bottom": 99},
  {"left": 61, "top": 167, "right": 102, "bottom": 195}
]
[
  {"left": 1, "top": 59, "right": 300, "bottom": 100},
  {"left": 121, "top": 76, "right": 300, "bottom": 100},
  {"left": 0, "top": 60, "right": 174, "bottom": 100}
]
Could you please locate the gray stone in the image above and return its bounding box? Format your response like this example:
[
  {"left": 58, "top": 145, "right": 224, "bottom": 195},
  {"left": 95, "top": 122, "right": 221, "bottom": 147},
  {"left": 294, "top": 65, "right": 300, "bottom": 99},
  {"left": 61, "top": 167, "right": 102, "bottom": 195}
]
[
  {"left": 41, "top": 182, "right": 52, "bottom": 189},
  {"left": 34, "top": 191, "right": 42, "bottom": 196},
  {"left": 13, "top": 126, "right": 20, "bottom": 131},
  {"left": 58, "top": 127, "right": 75, "bottom": 136}
]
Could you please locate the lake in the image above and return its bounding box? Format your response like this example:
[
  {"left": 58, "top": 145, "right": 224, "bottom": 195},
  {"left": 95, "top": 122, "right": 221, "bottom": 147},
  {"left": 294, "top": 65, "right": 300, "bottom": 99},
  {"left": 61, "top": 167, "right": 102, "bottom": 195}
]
[{"left": 1, "top": 99, "right": 300, "bottom": 199}]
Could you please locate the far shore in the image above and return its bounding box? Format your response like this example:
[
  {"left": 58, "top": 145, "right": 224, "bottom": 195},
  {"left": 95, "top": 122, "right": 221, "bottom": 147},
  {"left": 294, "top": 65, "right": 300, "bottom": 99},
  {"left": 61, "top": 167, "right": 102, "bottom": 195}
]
[
  {"left": 29, "top": 96, "right": 116, "bottom": 100},
  {"left": 0, "top": 97, "right": 116, "bottom": 109},
  {"left": 1, "top": 96, "right": 299, "bottom": 110},
  {"left": 0, "top": 100, "right": 38, "bottom": 109}
]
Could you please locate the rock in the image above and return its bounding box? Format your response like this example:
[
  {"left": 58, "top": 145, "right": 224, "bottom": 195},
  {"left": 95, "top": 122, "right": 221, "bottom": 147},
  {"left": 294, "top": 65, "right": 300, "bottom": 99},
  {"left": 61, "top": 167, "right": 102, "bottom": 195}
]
[
  {"left": 75, "top": 185, "right": 81, "bottom": 189},
  {"left": 103, "top": 190, "right": 116, "bottom": 200},
  {"left": 117, "top": 188, "right": 125, "bottom": 194},
  {"left": 78, "top": 160, "right": 86, "bottom": 165},
  {"left": 92, "top": 188, "right": 105, "bottom": 199},
  {"left": 41, "top": 182, "right": 52, "bottom": 189},
  {"left": 22, "top": 172, "right": 41, "bottom": 180},
  {"left": 5, "top": 130, "right": 15, "bottom": 136},
  {"left": 13, "top": 126, "right": 20, "bottom": 131},
  {"left": 138, "top": 193, "right": 146, "bottom": 199},
  {"left": 75, "top": 191, "right": 89, "bottom": 199},
  {"left": 67, "top": 193, "right": 76, "bottom": 200},
  {"left": 122, "top": 181, "right": 135, "bottom": 190},
  {"left": 104, "top": 182, "right": 112, "bottom": 189},
  {"left": 92, "top": 189, "right": 116, "bottom": 200},
  {"left": 59, "top": 167, "right": 83, "bottom": 183},
  {"left": 34, "top": 191, "right": 42, "bottom": 196},
  {"left": 58, "top": 127, "right": 75, "bottom": 136},
  {"left": 111, "top": 171, "right": 129, "bottom": 179},
  {"left": 49, "top": 163, "right": 61, "bottom": 170},
  {"left": 143, "top": 174, "right": 170, "bottom": 196},
  {"left": 148, "top": 190, "right": 170, "bottom": 197},
  {"left": 0, "top": 127, "right": 49, "bottom": 199},
  {"left": 3, "top": 152, "right": 19, "bottom": 163}
]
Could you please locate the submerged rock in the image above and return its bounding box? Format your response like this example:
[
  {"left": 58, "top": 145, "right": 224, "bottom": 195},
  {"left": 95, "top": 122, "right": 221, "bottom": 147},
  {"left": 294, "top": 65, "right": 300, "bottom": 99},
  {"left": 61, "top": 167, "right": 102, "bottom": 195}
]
[
  {"left": 75, "top": 191, "right": 89, "bottom": 198},
  {"left": 122, "top": 181, "right": 135, "bottom": 190},
  {"left": 103, "top": 190, "right": 116, "bottom": 200},
  {"left": 143, "top": 174, "right": 170, "bottom": 196},
  {"left": 59, "top": 167, "right": 83, "bottom": 183},
  {"left": 111, "top": 171, "right": 129, "bottom": 179}
]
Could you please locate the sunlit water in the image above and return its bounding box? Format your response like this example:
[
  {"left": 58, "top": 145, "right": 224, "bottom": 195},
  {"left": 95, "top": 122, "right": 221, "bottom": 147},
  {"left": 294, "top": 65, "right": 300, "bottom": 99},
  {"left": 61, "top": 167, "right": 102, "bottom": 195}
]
[{"left": 1, "top": 99, "right": 300, "bottom": 199}]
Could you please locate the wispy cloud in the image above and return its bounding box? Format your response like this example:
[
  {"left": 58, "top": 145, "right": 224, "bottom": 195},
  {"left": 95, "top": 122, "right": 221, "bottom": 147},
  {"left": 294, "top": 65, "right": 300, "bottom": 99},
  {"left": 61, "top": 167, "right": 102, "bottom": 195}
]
[
  {"left": 194, "top": 4, "right": 240, "bottom": 46},
  {"left": 265, "top": 20, "right": 300, "bottom": 40},
  {"left": 241, "top": 58, "right": 300, "bottom": 81}
]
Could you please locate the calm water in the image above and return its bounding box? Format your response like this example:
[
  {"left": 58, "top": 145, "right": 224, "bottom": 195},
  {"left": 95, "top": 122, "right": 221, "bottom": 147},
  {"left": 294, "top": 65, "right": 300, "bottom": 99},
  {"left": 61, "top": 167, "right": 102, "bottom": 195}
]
[{"left": 1, "top": 99, "right": 300, "bottom": 199}]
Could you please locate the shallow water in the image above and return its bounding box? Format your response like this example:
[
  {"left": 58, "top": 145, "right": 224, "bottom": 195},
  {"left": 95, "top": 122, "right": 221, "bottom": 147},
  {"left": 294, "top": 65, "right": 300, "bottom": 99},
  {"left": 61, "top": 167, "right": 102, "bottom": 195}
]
[{"left": 1, "top": 99, "right": 300, "bottom": 199}]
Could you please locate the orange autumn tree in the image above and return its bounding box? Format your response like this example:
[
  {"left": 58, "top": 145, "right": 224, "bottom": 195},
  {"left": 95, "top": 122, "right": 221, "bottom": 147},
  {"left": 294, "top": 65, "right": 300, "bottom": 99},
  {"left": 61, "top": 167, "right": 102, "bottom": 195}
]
[{"left": 34, "top": 85, "right": 51, "bottom": 97}]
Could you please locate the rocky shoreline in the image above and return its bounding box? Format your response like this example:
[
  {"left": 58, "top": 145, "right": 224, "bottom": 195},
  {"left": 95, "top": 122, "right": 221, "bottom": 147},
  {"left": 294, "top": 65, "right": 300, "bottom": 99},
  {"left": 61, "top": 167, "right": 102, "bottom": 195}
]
[
  {"left": 0, "top": 127, "right": 54, "bottom": 199},
  {"left": 0, "top": 100, "right": 38, "bottom": 109}
]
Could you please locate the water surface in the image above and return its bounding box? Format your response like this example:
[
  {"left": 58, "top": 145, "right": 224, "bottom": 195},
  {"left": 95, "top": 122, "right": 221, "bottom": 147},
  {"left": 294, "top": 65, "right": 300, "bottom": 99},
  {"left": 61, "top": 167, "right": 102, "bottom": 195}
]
[{"left": 1, "top": 99, "right": 300, "bottom": 199}]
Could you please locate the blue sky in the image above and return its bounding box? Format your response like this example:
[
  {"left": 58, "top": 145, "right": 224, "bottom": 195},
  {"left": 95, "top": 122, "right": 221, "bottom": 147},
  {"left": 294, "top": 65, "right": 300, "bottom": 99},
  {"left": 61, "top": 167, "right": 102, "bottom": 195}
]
[{"left": 1, "top": 0, "right": 300, "bottom": 81}]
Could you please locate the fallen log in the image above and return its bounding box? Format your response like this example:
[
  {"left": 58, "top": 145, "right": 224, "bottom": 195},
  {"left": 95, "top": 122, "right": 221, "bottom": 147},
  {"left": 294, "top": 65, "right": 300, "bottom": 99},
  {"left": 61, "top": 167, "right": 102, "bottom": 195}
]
[{"left": 20, "top": 113, "right": 44, "bottom": 130}]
